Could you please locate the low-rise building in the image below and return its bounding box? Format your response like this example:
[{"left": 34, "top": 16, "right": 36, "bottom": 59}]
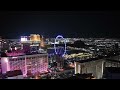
[{"left": 74, "top": 58, "right": 105, "bottom": 79}]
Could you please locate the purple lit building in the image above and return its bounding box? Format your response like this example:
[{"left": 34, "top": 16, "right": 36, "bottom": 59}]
[{"left": 1, "top": 53, "right": 48, "bottom": 76}]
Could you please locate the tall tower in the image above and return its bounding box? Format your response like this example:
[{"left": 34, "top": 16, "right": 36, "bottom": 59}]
[
  {"left": 20, "top": 36, "right": 30, "bottom": 54},
  {"left": 30, "top": 34, "right": 41, "bottom": 51},
  {"left": 40, "top": 35, "right": 45, "bottom": 48}
]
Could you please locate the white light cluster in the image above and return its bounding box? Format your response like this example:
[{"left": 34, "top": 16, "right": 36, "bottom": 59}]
[{"left": 21, "top": 37, "right": 28, "bottom": 42}]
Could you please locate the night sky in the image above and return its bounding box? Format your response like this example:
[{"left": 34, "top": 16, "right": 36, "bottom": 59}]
[{"left": 0, "top": 11, "right": 120, "bottom": 38}]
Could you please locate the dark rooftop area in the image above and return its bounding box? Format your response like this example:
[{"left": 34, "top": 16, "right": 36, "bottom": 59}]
[
  {"left": 66, "top": 73, "right": 94, "bottom": 79},
  {"left": 6, "top": 70, "right": 23, "bottom": 77},
  {"left": 105, "top": 67, "right": 120, "bottom": 73}
]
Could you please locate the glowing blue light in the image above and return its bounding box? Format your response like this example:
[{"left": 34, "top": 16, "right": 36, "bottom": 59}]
[{"left": 54, "top": 35, "right": 66, "bottom": 56}]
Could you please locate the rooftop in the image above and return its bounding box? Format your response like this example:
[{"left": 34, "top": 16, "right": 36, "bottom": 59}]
[
  {"left": 6, "top": 70, "right": 23, "bottom": 77},
  {"left": 66, "top": 73, "right": 95, "bottom": 79},
  {"left": 105, "top": 67, "right": 120, "bottom": 73}
]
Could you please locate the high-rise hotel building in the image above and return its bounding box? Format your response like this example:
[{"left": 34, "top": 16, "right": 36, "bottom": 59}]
[{"left": 1, "top": 52, "right": 48, "bottom": 76}]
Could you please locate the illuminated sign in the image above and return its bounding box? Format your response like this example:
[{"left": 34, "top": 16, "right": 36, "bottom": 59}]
[{"left": 21, "top": 36, "right": 28, "bottom": 42}]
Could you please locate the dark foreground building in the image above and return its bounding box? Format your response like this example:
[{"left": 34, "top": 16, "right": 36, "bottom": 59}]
[
  {"left": 66, "top": 73, "right": 95, "bottom": 79},
  {"left": 103, "top": 67, "right": 120, "bottom": 79}
]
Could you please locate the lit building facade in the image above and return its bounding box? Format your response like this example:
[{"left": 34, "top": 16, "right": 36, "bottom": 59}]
[
  {"left": 30, "top": 34, "right": 41, "bottom": 42},
  {"left": 1, "top": 53, "right": 48, "bottom": 76},
  {"left": 74, "top": 59, "right": 105, "bottom": 79},
  {"left": 20, "top": 34, "right": 45, "bottom": 52}
]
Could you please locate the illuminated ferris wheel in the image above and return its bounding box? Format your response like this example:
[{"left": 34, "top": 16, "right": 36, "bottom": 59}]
[{"left": 54, "top": 35, "right": 67, "bottom": 57}]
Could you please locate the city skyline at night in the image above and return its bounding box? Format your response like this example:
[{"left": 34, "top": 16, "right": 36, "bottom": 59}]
[{"left": 1, "top": 8, "right": 120, "bottom": 79}]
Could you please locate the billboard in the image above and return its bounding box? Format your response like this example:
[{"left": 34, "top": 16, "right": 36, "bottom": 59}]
[{"left": 21, "top": 36, "right": 28, "bottom": 42}]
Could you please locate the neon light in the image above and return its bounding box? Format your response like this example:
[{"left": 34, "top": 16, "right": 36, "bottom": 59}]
[
  {"left": 12, "top": 57, "right": 18, "bottom": 59},
  {"left": 54, "top": 35, "right": 66, "bottom": 56},
  {"left": 1, "top": 57, "right": 10, "bottom": 74},
  {"left": 4, "top": 58, "right": 8, "bottom": 63}
]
